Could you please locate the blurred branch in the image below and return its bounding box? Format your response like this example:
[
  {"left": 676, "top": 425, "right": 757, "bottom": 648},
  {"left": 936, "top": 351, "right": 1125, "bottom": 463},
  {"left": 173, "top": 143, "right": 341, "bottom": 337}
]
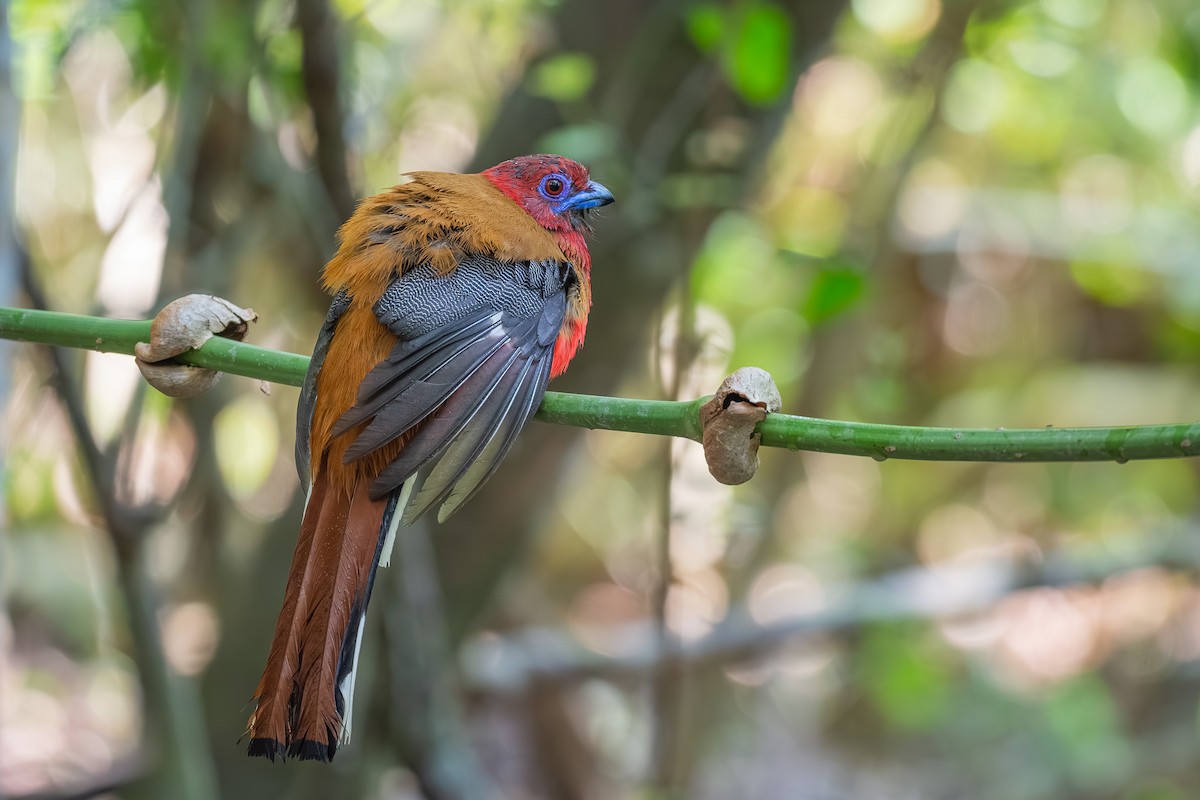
[
  {"left": 16, "top": 264, "right": 114, "bottom": 516},
  {"left": 464, "top": 539, "right": 1200, "bottom": 694},
  {"left": 294, "top": 0, "right": 356, "bottom": 221},
  {"left": 3, "top": 305, "right": 1200, "bottom": 464},
  {"left": 650, "top": 285, "right": 702, "bottom": 790},
  {"left": 381, "top": 523, "right": 495, "bottom": 800},
  {"left": 651, "top": 432, "right": 683, "bottom": 791},
  {"left": 0, "top": 308, "right": 309, "bottom": 386},
  {"left": 9, "top": 757, "right": 146, "bottom": 800},
  {"left": 157, "top": 0, "right": 213, "bottom": 303}
]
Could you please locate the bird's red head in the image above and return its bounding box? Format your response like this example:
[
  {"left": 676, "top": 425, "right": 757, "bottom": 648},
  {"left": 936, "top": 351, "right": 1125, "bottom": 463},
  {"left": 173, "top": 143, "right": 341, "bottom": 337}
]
[{"left": 482, "top": 154, "right": 614, "bottom": 236}]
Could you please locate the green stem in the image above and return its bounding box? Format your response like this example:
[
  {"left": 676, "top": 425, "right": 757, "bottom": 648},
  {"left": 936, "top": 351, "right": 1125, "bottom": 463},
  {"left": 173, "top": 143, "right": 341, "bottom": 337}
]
[{"left": 4, "top": 305, "right": 1198, "bottom": 464}]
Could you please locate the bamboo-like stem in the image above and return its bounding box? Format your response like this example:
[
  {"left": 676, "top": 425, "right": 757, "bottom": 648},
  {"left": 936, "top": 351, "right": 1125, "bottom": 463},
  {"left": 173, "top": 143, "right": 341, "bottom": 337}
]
[{"left": 3, "top": 305, "right": 1199, "bottom": 464}]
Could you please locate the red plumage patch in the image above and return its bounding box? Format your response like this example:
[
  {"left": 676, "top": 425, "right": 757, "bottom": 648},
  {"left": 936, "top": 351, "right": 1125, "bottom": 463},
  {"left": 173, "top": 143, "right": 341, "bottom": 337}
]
[{"left": 551, "top": 318, "right": 586, "bottom": 379}]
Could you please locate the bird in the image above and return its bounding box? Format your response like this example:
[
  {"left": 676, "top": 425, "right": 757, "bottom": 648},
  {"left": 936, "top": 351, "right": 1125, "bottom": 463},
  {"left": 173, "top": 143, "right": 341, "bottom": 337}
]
[{"left": 245, "top": 154, "right": 613, "bottom": 762}]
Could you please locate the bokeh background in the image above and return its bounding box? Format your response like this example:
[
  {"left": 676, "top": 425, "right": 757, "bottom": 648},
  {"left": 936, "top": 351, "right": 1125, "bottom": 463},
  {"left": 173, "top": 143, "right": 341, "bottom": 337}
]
[{"left": 4, "top": 0, "right": 1200, "bottom": 798}]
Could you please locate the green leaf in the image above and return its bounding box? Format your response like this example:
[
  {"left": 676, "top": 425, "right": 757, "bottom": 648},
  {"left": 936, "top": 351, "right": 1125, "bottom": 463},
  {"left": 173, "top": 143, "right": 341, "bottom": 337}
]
[
  {"left": 528, "top": 53, "right": 597, "bottom": 103},
  {"left": 860, "top": 625, "right": 952, "bottom": 730},
  {"left": 728, "top": 1, "right": 792, "bottom": 105},
  {"left": 534, "top": 122, "right": 617, "bottom": 164},
  {"left": 803, "top": 264, "right": 867, "bottom": 323},
  {"left": 1044, "top": 676, "right": 1132, "bottom": 791},
  {"left": 1070, "top": 255, "right": 1151, "bottom": 306},
  {"left": 686, "top": 3, "right": 724, "bottom": 54}
]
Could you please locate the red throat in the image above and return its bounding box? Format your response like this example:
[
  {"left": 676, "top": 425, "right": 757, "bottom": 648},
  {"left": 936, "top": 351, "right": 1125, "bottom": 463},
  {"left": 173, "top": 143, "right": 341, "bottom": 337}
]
[
  {"left": 549, "top": 229, "right": 590, "bottom": 378},
  {"left": 482, "top": 156, "right": 595, "bottom": 378}
]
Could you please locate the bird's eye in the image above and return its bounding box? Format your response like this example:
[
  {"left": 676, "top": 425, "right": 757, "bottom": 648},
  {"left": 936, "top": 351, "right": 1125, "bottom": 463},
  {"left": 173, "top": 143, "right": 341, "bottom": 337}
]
[{"left": 543, "top": 176, "right": 565, "bottom": 197}]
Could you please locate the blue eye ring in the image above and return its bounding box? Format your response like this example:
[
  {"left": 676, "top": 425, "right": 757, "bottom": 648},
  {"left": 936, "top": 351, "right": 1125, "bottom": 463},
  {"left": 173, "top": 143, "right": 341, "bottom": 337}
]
[{"left": 540, "top": 173, "right": 569, "bottom": 198}]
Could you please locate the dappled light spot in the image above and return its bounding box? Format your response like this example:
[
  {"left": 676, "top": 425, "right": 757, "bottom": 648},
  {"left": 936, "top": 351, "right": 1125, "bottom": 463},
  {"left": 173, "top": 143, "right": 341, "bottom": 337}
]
[
  {"left": 656, "top": 304, "right": 735, "bottom": 406},
  {"left": 1059, "top": 154, "right": 1134, "bottom": 235},
  {"left": 1096, "top": 490, "right": 1173, "bottom": 555},
  {"left": 459, "top": 632, "right": 512, "bottom": 686},
  {"left": 669, "top": 495, "right": 730, "bottom": 573},
  {"left": 234, "top": 448, "right": 301, "bottom": 523},
  {"left": 956, "top": 207, "right": 1032, "bottom": 286},
  {"left": 1180, "top": 124, "right": 1200, "bottom": 187},
  {"left": 690, "top": 212, "right": 778, "bottom": 313},
  {"left": 772, "top": 638, "right": 839, "bottom": 681},
  {"left": 723, "top": 660, "right": 775, "bottom": 687},
  {"left": 774, "top": 452, "right": 881, "bottom": 557},
  {"left": 275, "top": 121, "right": 311, "bottom": 172},
  {"left": 62, "top": 31, "right": 165, "bottom": 234},
  {"left": 896, "top": 158, "right": 968, "bottom": 243},
  {"left": 748, "top": 564, "right": 826, "bottom": 625},
  {"left": 795, "top": 57, "right": 883, "bottom": 137},
  {"left": 95, "top": 185, "right": 166, "bottom": 317},
  {"left": 560, "top": 463, "right": 658, "bottom": 591},
  {"left": 396, "top": 96, "right": 479, "bottom": 175},
  {"left": 1099, "top": 568, "right": 1180, "bottom": 644},
  {"left": 685, "top": 116, "right": 751, "bottom": 169},
  {"left": 361, "top": 0, "right": 440, "bottom": 40},
  {"left": 1006, "top": 39, "right": 1078, "bottom": 77},
  {"left": 1, "top": 652, "right": 139, "bottom": 797},
  {"left": 214, "top": 394, "right": 280, "bottom": 501},
  {"left": 1157, "top": 588, "right": 1200, "bottom": 662},
  {"left": 160, "top": 602, "right": 220, "bottom": 677},
  {"left": 981, "top": 467, "right": 1050, "bottom": 532},
  {"left": 2, "top": 686, "right": 69, "bottom": 794},
  {"left": 942, "top": 280, "right": 1011, "bottom": 357},
  {"left": 852, "top": 0, "right": 941, "bottom": 44},
  {"left": 1041, "top": 0, "right": 1105, "bottom": 28},
  {"left": 83, "top": 351, "right": 141, "bottom": 445},
  {"left": 1116, "top": 57, "right": 1190, "bottom": 138},
  {"left": 916, "top": 503, "right": 1014, "bottom": 571},
  {"left": 575, "top": 682, "right": 649, "bottom": 777},
  {"left": 734, "top": 308, "right": 807, "bottom": 385},
  {"left": 938, "top": 611, "right": 1006, "bottom": 651},
  {"left": 993, "top": 588, "right": 1102, "bottom": 685},
  {"left": 943, "top": 59, "right": 1007, "bottom": 134},
  {"left": 52, "top": 455, "right": 91, "bottom": 526},
  {"left": 766, "top": 186, "right": 848, "bottom": 258},
  {"left": 567, "top": 582, "right": 647, "bottom": 658},
  {"left": 665, "top": 572, "right": 729, "bottom": 642},
  {"left": 114, "top": 407, "right": 196, "bottom": 509}
]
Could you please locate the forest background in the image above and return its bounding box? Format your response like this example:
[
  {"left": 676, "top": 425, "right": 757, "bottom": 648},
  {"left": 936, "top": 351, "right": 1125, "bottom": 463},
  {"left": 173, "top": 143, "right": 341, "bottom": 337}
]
[{"left": 4, "top": 0, "right": 1200, "bottom": 798}]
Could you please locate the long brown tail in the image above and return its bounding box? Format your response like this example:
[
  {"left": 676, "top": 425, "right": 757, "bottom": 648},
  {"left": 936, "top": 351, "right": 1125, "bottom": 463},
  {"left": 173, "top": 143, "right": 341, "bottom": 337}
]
[{"left": 246, "top": 473, "right": 391, "bottom": 761}]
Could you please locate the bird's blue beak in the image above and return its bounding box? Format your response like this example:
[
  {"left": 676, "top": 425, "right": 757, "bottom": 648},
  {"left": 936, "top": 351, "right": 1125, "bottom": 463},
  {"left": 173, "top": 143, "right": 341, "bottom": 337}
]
[{"left": 568, "top": 181, "right": 615, "bottom": 210}]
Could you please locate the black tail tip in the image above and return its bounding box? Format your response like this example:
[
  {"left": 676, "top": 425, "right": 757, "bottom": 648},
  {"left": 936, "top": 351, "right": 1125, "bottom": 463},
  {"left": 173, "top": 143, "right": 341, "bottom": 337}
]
[
  {"left": 247, "top": 737, "right": 337, "bottom": 762},
  {"left": 290, "top": 738, "right": 338, "bottom": 762},
  {"left": 247, "top": 737, "right": 287, "bottom": 762}
]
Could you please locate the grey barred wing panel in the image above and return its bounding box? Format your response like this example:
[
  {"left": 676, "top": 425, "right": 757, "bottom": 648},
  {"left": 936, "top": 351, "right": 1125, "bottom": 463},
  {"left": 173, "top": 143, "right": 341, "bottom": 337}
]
[
  {"left": 372, "top": 256, "right": 570, "bottom": 339},
  {"left": 335, "top": 255, "right": 573, "bottom": 520}
]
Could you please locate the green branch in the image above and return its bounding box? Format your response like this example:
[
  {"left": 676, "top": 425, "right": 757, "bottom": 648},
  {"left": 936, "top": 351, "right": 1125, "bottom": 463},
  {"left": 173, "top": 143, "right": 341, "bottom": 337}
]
[{"left": 3, "top": 305, "right": 1198, "bottom": 464}]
